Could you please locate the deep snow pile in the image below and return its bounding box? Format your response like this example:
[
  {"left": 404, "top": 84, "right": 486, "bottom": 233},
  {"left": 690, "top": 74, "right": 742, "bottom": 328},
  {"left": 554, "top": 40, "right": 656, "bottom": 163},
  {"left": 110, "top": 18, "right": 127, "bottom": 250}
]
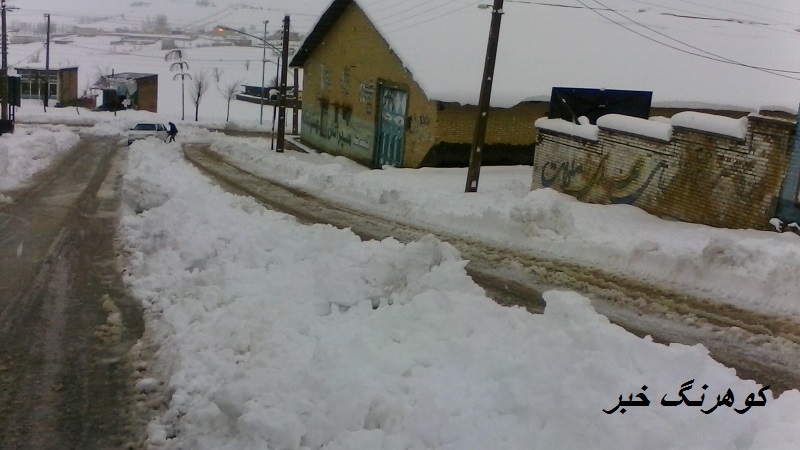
[
  {"left": 0, "top": 124, "right": 80, "bottom": 192},
  {"left": 202, "top": 130, "right": 800, "bottom": 319},
  {"left": 121, "top": 140, "right": 800, "bottom": 450}
]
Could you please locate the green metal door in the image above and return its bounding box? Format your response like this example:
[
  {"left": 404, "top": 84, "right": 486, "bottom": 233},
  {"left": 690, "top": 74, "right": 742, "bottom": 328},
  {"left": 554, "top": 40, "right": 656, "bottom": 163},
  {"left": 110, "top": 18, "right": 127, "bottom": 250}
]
[{"left": 374, "top": 86, "right": 407, "bottom": 167}]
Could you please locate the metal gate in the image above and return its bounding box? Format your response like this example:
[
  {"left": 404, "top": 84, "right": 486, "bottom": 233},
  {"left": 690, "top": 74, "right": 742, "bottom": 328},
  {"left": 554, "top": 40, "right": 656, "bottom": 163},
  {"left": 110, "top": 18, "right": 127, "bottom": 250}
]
[
  {"left": 776, "top": 137, "right": 800, "bottom": 224},
  {"left": 374, "top": 86, "right": 407, "bottom": 167}
]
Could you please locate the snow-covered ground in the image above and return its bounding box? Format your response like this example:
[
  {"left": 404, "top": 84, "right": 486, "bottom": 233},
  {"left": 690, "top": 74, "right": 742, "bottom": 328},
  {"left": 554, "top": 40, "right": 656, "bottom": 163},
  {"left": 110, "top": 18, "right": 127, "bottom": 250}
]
[
  {"left": 1, "top": 0, "right": 799, "bottom": 446},
  {"left": 121, "top": 135, "right": 800, "bottom": 450},
  {"left": 2, "top": 110, "right": 800, "bottom": 448}
]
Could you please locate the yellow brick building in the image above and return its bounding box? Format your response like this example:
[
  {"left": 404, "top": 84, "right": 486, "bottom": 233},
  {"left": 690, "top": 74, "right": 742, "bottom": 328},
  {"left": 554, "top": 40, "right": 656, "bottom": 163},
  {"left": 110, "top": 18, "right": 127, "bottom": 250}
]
[{"left": 290, "top": 0, "right": 540, "bottom": 168}]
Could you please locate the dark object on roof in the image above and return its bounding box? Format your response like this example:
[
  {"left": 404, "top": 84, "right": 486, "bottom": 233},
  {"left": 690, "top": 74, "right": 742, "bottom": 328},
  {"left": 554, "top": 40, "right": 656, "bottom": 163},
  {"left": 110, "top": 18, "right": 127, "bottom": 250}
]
[{"left": 548, "top": 87, "right": 652, "bottom": 124}]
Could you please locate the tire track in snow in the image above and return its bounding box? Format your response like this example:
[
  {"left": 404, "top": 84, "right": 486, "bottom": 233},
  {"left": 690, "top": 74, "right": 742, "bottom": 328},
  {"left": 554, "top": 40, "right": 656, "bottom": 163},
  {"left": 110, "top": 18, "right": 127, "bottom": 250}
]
[{"left": 183, "top": 143, "right": 800, "bottom": 395}]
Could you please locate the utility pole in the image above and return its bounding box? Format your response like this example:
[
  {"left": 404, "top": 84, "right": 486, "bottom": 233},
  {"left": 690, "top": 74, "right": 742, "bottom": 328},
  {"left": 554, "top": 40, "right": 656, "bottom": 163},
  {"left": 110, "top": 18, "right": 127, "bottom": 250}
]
[
  {"left": 276, "top": 14, "right": 289, "bottom": 153},
  {"left": 259, "top": 20, "right": 267, "bottom": 125},
  {"left": 1, "top": 0, "right": 8, "bottom": 123},
  {"left": 292, "top": 67, "right": 299, "bottom": 135},
  {"left": 44, "top": 13, "right": 51, "bottom": 110},
  {"left": 464, "top": 0, "right": 504, "bottom": 193}
]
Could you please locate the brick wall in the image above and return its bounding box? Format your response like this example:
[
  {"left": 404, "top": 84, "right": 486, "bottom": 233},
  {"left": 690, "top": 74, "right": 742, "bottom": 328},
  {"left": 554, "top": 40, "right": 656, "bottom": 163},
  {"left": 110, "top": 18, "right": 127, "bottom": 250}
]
[
  {"left": 436, "top": 101, "right": 546, "bottom": 145},
  {"left": 532, "top": 113, "right": 796, "bottom": 229}
]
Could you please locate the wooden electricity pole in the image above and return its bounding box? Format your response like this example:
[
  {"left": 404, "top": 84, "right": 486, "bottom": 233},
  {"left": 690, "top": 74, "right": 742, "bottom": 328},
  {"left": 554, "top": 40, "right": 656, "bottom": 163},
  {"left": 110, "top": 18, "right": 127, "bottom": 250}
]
[
  {"left": 292, "top": 67, "right": 299, "bottom": 135},
  {"left": 465, "top": 0, "right": 505, "bottom": 193},
  {"left": 276, "top": 14, "right": 289, "bottom": 153},
  {"left": 1, "top": 0, "right": 8, "bottom": 122},
  {"left": 44, "top": 13, "right": 51, "bottom": 110}
]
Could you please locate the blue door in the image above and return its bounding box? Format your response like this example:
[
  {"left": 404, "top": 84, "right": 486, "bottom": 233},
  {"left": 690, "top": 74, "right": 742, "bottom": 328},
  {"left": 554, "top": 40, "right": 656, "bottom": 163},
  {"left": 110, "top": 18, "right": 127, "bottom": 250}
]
[
  {"left": 374, "top": 87, "right": 407, "bottom": 167},
  {"left": 776, "top": 115, "right": 800, "bottom": 224}
]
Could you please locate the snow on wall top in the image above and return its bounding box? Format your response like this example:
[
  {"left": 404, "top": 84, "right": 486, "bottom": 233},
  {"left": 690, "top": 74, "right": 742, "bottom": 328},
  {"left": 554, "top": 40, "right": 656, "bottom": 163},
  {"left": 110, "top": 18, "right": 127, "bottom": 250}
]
[
  {"left": 671, "top": 112, "right": 749, "bottom": 140},
  {"left": 354, "top": 0, "right": 800, "bottom": 112},
  {"left": 597, "top": 114, "right": 672, "bottom": 141},
  {"left": 535, "top": 117, "right": 599, "bottom": 141},
  {"left": 537, "top": 112, "right": 752, "bottom": 141}
]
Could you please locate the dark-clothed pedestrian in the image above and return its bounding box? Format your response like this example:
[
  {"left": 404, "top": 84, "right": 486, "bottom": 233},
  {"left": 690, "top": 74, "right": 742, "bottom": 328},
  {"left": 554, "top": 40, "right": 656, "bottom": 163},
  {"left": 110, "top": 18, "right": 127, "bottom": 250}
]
[{"left": 168, "top": 122, "right": 178, "bottom": 142}]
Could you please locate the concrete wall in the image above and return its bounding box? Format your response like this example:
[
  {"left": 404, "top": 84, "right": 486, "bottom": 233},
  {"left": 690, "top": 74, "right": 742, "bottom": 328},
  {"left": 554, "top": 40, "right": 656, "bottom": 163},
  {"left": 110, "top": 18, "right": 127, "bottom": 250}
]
[{"left": 532, "top": 113, "right": 796, "bottom": 229}]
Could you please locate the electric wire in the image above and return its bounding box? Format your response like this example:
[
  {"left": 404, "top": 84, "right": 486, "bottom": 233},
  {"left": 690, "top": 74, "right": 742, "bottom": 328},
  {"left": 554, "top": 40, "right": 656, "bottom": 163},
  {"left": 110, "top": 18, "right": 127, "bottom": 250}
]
[
  {"left": 617, "top": 0, "right": 800, "bottom": 36},
  {"left": 381, "top": 0, "right": 486, "bottom": 34},
  {"left": 375, "top": 0, "right": 466, "bottom": 29},
  {"left": 572, "top": 0, "right": 800, "bottom": 81}
]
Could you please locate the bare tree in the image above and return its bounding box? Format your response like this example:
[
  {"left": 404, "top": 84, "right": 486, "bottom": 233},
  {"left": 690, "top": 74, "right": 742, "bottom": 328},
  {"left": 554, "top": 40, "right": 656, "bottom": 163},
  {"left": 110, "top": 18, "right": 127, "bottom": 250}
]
[
  {"left": 217, "top": 78, "right": 244, "bottom": 122},
  {"left": 165, "top": 49, "right": 190, "bottom": 120},
  {"left": 188, "top": 70, "right": 209, "bottom": 122}
]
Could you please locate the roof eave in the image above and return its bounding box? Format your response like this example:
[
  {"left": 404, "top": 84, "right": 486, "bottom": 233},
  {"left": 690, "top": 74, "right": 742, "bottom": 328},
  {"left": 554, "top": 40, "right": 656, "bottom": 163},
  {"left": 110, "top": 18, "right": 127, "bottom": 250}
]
[{"left": 290, "top": 0, "right": 354, "bottom": 67}]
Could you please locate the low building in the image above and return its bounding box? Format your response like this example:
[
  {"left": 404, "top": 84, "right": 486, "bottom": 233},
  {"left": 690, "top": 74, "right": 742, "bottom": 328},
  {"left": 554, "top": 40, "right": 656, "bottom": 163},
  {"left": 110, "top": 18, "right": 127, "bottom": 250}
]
[
  {"left": 290, "top": 0, "right": 539, "bottom": 168},
  {"left": 91, "top": 72, "right": 158, "bottom": 112},
  {"left": 14, "top": 66, "right": 79, "bottom": 107}
]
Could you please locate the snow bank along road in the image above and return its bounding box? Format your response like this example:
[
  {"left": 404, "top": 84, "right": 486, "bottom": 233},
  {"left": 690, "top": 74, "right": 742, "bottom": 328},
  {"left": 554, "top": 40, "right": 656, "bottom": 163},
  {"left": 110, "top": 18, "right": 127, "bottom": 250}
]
[
  {"left": 184, "top": 143, "right": 800, "bottom": 395},
  {"left": 0, "top": 135, "right": 144, "bottom": 449}
]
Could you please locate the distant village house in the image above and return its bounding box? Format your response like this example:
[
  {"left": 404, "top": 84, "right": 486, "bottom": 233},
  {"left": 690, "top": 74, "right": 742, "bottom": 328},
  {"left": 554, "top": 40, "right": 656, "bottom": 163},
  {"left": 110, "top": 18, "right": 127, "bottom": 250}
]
[
  {"left": 14, "top": 66, "right": 79, "bottom": 107},
  {"left": 91, "top": 72, "right": 158, "bottom": 113}
]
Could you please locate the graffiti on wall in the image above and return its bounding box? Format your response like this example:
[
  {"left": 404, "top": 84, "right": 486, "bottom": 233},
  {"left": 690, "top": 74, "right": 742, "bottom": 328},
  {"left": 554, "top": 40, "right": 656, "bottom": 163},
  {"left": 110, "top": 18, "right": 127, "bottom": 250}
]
[
  {"left": 678, "top": 146, "right": 759, "bottom": 198},
  {"left": 534, "top": 114, "right": 799, "bottom": 229},
  {"left": 359, "top": 79, "right": 375, "bottom": 104},
  {"left": 320, "top": 64, "right": 331, "bottom": 92},
  {"left": 341, "top": 67, "right": 351, "bottom": 96},
  {"left": 412, "top": 114, "right": 433, "bottom": 142},
  {"left": 301, "top": 102, "right": 374, "bottom": 162},
  {"left": 540, "top": 154, "right": 669, "bottom": 204}
]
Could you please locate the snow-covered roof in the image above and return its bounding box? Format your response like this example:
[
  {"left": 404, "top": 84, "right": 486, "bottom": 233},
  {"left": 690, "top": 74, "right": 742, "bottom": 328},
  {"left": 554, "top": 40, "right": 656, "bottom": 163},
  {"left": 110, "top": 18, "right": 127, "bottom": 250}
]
[
  {"left": 295, "top": 0, "right": 800, "bottom": 113},
  {"left": 14, "top": 65, "right": 78, "bottom": 72}
]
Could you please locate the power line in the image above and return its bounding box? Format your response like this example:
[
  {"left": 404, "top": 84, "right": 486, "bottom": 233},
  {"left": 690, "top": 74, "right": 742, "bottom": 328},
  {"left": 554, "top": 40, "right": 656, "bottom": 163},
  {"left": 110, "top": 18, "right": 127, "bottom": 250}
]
[
  {"left": 381, "top": 0, "right": 485, "bottom": 34},
  {"left": 505, "top": 0, "right": 609, "bottom": 10},
  {"left": 670, "top": 0, "right": 799, "bottom": 26},
  {"left": 726, "top": 0, "right": 800, "bottom": 18},
  {"left": 572, "top": 0, "right": 800, "bottom": 81},
  {"left": 375, "top": 0, "right": 465, "bottom": 29}
]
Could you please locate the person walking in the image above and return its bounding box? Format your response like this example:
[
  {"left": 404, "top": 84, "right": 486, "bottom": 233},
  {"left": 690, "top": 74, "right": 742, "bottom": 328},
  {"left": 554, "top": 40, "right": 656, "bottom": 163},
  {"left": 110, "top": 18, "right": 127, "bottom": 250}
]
[{"left": 168, "top": 122, "right": 178, "bottom": 142}]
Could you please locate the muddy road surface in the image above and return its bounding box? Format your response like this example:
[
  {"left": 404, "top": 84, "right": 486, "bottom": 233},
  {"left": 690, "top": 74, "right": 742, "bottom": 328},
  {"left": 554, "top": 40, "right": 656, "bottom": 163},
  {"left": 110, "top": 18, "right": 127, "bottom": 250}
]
[
  {"left": 185, "top": 144, "right": 800, "bottom": 396},
  {"left": 0, "top": 135, "right": 144, "bottom": 449}
]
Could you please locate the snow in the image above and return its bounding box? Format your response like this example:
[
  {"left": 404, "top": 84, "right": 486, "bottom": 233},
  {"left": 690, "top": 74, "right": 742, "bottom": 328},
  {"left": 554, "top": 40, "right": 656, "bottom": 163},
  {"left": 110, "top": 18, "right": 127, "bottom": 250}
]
[
  {"left": 597, "top": 114, "right": 673, "bottom": 141},
  {"left": 3, "top": 0, "right": 800, "bottom": 447},
  {"left": 117, "top": 138, "right": 800, "bottom": 449},
  {"left": 538, "top": 111, "right": 754, "bottom": 141},
  {"left": 0, "top": 124, "right": 80, "bottom": 192},
  {"left": 3, "top": 107, "right": 800, "bottom": 449},
  {"left": 7, "top": 0, "right": 800, "bottom": 119},
  {"left": 534, "top": 117, "right": 599, "bottom": 140},
  {"left": 672, "top": 111, "right": 749, "bottom": 140},
  {"left": 355, "top": 0, "right": 800, "bottom": 111}
]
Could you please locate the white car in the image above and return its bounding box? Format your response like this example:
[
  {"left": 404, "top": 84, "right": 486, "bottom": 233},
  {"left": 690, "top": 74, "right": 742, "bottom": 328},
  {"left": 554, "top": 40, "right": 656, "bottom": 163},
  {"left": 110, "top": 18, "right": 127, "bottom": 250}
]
[{"left": 127, "top": 123, "right": 169, "bottom": 145}]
